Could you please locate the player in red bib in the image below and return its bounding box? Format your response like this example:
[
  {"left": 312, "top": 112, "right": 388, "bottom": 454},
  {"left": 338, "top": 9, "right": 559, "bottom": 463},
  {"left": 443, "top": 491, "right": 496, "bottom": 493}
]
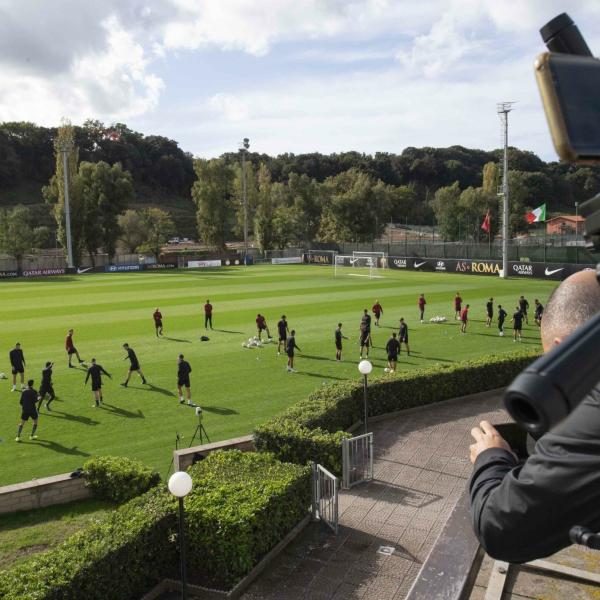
[
  {"left": 454, "top": 292, "right": 462, "bottom": 320},
  {"left": 256, "top": 314, "right": 271, "bottom": 341},
  {"left": 460, "top": 304, "right": 470, "bottom": 333},
  {"left": 153, "top": 308, "right": 163, "bottom": 337},
  {"left": 418, "top": 294, "right": 426, "bottom": 323},
  {"left": 204, "top": 299, "right": 213, "bottom": 330},
  {"left": 372, "top": 300, "right": 383, "bottom": 326},
  {"left": 65, "top": 329, "right": 84, "bottom": 368}
]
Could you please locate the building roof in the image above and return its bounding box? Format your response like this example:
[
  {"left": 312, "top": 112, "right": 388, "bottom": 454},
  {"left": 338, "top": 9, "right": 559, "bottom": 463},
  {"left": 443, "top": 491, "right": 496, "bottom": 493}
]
[{"left": 546, "top": 215, "right": 585, "bottom": 223}]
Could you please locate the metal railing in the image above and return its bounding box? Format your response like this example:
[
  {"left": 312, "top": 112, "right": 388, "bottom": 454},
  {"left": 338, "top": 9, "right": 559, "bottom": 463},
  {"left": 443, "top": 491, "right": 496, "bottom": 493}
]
[
  {"left": 342, "top": 433, "right": 374, "bottom": 490},
  {"left": 312, "top": 463, "right": 339, "bottom": 534}
]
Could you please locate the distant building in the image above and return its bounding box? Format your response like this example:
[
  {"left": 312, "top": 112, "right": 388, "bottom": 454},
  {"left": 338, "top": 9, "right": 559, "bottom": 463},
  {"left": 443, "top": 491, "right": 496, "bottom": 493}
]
[{"left": 546, "top": 215, "right": 585, "bottom": 235}]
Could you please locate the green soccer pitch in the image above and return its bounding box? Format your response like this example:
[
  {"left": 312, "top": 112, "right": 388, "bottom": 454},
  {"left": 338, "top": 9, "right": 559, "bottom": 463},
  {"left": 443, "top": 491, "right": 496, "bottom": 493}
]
[{"left": 0, "top": 265, "right": 556, "bottom": 486}]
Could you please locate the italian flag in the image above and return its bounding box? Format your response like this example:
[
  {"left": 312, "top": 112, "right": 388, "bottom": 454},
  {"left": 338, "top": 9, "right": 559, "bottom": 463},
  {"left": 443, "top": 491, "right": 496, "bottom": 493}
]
[{"left": 525, "top": 203, "right": 546, "bottom": 224}]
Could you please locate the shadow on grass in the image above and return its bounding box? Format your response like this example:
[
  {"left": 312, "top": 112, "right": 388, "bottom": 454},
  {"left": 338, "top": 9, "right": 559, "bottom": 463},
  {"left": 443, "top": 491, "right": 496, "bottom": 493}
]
[
  {"left": 125, "top": 384, "right": 176, "bottom": 398},
  {"left": 24, "top": 439, "right": 90, "bottom": 457},
  {"left": 101, "top": 403, "right": 144, "bottom": 419},
  {"left": 202, "top": 405, "right": 238, "bottom": 415},
  {"left": 301, "top": 354, "right": 338, "bottom": 363},
  {"left": 41, "top": 410, "right": 99, "bottom": 426},
  {"left": 162, "top": 337, "right": 192, "bottom": 343},
  {"left": 211, "top": 329, "right": 246, "bottom": 334},
  {"left": 0, "top": 498, "right": 114, "bottom": 532},
  {"left": 296, "top": 371, "right": 348, "bottom": 381}
]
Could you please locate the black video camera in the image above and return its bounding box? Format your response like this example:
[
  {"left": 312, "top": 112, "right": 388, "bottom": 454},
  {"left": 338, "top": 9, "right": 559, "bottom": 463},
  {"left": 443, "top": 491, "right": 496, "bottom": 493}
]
[{"left": 503, "top": 14, "right": 600, "bottom": 436}]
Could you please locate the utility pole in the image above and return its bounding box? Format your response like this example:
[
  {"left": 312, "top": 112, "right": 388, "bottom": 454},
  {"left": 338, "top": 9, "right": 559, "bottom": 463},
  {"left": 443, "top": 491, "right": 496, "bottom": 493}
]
[
  {"left": 57, "top": 139, "right": 74, "bottom": 269},
  {"left": 497, "top": 102, "right": 515, "bottom": 279},
  {"left": 240, "top": 138, "right": 250, "bottom": 264}
]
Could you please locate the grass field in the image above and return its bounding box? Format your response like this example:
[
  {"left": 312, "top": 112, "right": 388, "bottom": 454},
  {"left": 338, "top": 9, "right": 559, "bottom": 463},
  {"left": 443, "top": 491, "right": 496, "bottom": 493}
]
[{"left": 0, "top": 265, "right": 555, "bottom": 487}]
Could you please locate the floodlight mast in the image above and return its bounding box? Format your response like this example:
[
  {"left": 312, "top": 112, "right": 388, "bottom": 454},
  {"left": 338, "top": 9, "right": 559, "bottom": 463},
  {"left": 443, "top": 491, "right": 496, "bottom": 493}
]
[
  {"left": 240, "top": 138, "right": 250, "bottom": 264},
  {"left": 497, "top": 102, "right": 515, "bottom": 279},
  {"left": 57, "top": 139, "right": 74, "bottom": 269}
]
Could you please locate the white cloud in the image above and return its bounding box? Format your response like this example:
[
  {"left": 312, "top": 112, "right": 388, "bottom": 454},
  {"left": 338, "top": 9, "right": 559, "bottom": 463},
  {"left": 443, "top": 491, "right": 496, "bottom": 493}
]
[
  {"left": 207, "top": 93, "right": 249, "bottom": 122},
  {"left": 2, "top": 0, "right": 600, "bottom": 161}
]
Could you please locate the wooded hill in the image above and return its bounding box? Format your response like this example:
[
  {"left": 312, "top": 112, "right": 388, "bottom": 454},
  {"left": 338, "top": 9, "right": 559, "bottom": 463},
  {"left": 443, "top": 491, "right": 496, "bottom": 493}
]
[{"left": 1, "top": 120, "right": 598, "bottom": 244}]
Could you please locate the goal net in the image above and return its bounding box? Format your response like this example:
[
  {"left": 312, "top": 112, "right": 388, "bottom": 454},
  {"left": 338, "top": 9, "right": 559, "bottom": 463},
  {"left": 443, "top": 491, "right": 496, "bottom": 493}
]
[{"left": 334, "top": 254, "right": 383, "bottom": 278}]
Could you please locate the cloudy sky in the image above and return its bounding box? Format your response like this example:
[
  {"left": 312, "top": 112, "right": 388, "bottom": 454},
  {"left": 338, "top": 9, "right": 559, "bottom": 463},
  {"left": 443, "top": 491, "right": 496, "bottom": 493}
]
[{"left": 1, "top": 0, "right": 599, "bottom": 160}]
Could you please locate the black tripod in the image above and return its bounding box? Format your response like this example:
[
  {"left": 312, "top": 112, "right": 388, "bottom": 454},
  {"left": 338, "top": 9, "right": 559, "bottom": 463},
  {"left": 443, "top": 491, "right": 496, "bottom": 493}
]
[
  {"left": 165, "top": 432, "right": 182, "bottom": 478},
  {"left": 189, "top": 408, "right": 210, "bottom": 447}
]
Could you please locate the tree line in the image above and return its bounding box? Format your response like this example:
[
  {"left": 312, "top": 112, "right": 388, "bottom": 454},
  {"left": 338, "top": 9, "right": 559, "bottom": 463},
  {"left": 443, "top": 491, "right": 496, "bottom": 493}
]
[{"left": 2, "top": 120, "right": 600, "bottom": 262}]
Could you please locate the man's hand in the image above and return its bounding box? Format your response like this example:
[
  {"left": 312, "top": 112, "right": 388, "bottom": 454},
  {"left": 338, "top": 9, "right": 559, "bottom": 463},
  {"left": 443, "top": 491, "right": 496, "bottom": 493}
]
[{"left": 469, "top": 420, "right": 515, "bottom": 464}]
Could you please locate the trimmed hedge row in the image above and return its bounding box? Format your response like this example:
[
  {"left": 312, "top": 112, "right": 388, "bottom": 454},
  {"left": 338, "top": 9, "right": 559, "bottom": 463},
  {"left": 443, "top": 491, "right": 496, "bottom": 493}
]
[
  {"left": 255, "top": 350, "right": 540, "bottom": 474},
  {"left": 0, "top": 488, "right": 176, "bottom": 600},
  {"left": 0, "top": 451, "right": 310, "bottom": 599},
  {"left": 185, "top": 450, "right": 311, "bottom": 587},
  {"left": 83, "top": 455, "right": 160, "bottom": 503}
]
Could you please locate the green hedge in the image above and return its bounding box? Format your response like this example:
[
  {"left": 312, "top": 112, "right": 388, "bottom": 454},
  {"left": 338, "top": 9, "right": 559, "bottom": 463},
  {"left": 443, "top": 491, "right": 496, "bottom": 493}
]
[
  {"left": 83, "top": 455, "right": 160, "bottom": 503},
  {"left": 0, "top": 488, "right": 176, "bottom": 600},
  {"left": 255, "top": 350, "right": 539, "bottom": 474},
  {"left": 0, "top": 451, "right": 310, "bottom": 598},
  {"left": 185, "top": 450, "right": 311, "bottom": 588}
]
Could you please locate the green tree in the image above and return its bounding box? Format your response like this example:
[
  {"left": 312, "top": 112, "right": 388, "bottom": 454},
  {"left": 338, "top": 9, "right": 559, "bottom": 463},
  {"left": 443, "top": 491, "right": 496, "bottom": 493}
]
[
  {"left": 482, "top": 162, "right": 500, "bottom": 194},
  {"left": 42, "top": 122, "right": 85, "bottom": 265},
  {"left": 253, "top": 164, "right": 275, "bottom": 252},
  {"left": 138, "top": 208, "right": 175, "bottom": 260},
  {"left": 191, "top": 159, "right": 235, "bottom": 249},
  {"left": 286, "top": 173, "right": 322, "bottom": 244},
  {"left": 0, "top": 205, "right": 35, "bottom": 269},
  {"left": 430, "top": 182, "right": 462, "bottom": 240},
  {"left": 272, "top": 205, "right": 296, "bottom": 249},
  {"left": 318, "top": 169, "right": 391, "bottom": 243},
  {"left": 118, "top": 210, "right": 148, "bottom": 253},
  {"left": 458, "top": 187, "right": 499, "bottom": 240},
  {"left": 33, "top": 225, "right": 53, "bottom": 249},
  {"left": 231, "top": 162, "right": 259, "bottom": 239},
  {"left": 78, "top": 160, "right": 134, "bottom": 261}
]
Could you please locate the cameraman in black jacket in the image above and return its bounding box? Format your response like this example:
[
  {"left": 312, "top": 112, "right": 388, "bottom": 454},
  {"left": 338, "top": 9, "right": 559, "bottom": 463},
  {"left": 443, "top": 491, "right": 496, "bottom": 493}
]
[{"left": 469, "top": 269, "right": 600, "bottom": 562}]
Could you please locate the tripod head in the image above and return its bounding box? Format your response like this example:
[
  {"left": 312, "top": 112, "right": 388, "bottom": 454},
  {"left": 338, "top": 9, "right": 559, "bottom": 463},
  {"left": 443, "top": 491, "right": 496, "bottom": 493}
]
[{"left": 195, "top": 406, "right": 203, "bottom": 423}]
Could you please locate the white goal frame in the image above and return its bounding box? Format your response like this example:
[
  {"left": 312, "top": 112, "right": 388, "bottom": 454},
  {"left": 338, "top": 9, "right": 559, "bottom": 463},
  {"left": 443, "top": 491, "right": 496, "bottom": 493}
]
[{"left": 334, "top": 254, "right": 383, "bottom": 279}]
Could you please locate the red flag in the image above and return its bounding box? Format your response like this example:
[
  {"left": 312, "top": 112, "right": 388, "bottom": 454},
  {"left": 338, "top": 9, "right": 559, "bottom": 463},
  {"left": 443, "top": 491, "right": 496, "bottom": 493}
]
[{"left": 481, "top": 210, "right": 490, "bottom": 233}]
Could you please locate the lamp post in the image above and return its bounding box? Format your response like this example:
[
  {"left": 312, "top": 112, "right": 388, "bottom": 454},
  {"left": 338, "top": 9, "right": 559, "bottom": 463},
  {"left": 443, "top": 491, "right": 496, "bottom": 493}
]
[
  {"left": 358, "top": 360, "right": 373, "bottom": 434},
  {"left": 57, "top": 139, "right": 74, "bottom": 269},
  {"left": 240, "top": 138, "right": 250, "bottom": 265},
  {"left": 168, "top": 471, "right": 193, "bottom": 600}
]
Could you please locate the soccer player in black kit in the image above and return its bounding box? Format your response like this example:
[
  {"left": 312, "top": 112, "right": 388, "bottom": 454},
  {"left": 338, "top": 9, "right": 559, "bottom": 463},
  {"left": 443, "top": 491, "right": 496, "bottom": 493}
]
[
  {"left": 485, "top": 297, "right": 494, "bottom": 327},
  {"left": 335, "top": 323, "right": 348, "bottom": 361},
  {"left": 177, "top": 354, "right": 192, "bottom": 405},
  {"left": 286, "top": 330, "right": 301, "bottom": 373},
  {"left": 10, "top": 342, "right": 25, "bottom": 392},
  {"left": 37, "top": 362, "right": 56, "bottom": 411},
  {"left": 399, "top": 318, "right": 410, "bottom": 355},
  {"left": 518, "top": 295, "right": 529, "bottom": 325},
  {"left": 385, "top": 332, "right": 400, "bottom": 373},
  {"left": 85, "top": 358, "right": 111, "bottom": 407},
  {"left": 121, "top": 343, "right": 147, "bottom": 386},
  {"left": 534, "top": 299, "right": 544, "bottom": 327},
  {"left": 497, "top": 305, "right": 507, "bottom": 336},
  {"left": 511, "top": 306, "right": 524, "bottom": 342},
  {"left": 15, "top": 380, "right": 39, "bottom": 441},
  {"left": 277, "top": 315, "right": 289, "bottom": 355}
]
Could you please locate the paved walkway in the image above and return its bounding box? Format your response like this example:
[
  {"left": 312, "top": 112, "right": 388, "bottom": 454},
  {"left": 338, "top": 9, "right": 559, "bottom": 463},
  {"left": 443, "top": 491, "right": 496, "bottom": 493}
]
[{"left": 242, "top": 389, "right": 511, "bottom": 600}]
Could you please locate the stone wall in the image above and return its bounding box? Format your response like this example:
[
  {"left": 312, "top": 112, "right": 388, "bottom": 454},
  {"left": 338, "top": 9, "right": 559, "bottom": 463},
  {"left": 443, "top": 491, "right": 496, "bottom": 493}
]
[
  {"left": 0, "top": 473, "right": 91, "bottom": 515},
  {"left": 174, "top": 434, "right": 255, "bottom": 472}
]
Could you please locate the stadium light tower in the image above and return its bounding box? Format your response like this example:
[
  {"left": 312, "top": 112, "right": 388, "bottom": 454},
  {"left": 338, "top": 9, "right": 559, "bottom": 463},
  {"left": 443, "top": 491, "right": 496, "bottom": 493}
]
[
  {"left": 497, "top": 102, "right": 515, "bottom": 279},
  {"left": 240, "top": 138, "right": 250, "bottom": 264},
  {"left": 57, "top": 139, "right": 74, "bottom": 269}
]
